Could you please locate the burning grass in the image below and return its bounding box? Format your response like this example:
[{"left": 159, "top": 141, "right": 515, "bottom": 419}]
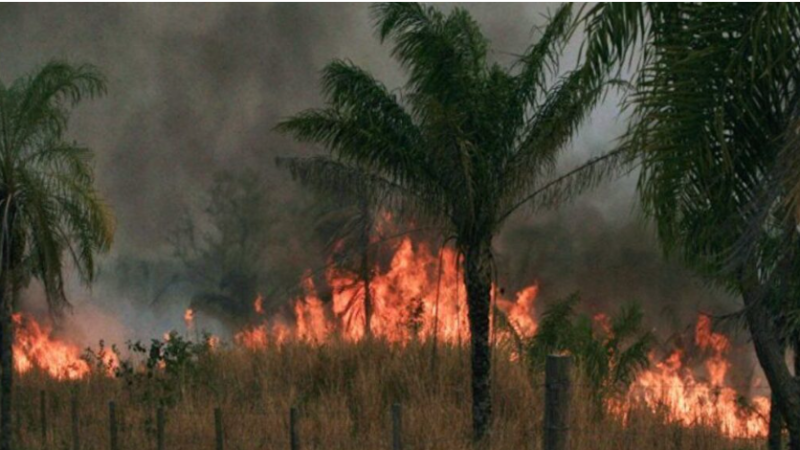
[{"left": 12, "top": 340, "right": 764, "bottom": 450}]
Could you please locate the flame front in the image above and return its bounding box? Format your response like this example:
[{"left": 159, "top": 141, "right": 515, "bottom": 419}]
[
  {"left": 8, "top": 234, "right": 772, "bottom": 440},
  {"left": 12, "top": 313, "right": 117, "bottom": 380},
  {"left": 234, "top": 236, "right": 771, "bottom": 439},
  {"left": 236, "top": 237, "right": 539, "bottom": 347},
  {"left": 614, "top": 315, "right": 770, "bottom": 438}
]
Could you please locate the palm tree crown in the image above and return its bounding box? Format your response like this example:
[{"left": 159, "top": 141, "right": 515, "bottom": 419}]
[
  {"left": 279, "top": 3, "right": 610, "bottom": 251},
  {"left": 0, "top": 61, "right": 114, "bottom": 311},
  {"left": 279, "top": 3, "right": 611, "bottom": 440}
]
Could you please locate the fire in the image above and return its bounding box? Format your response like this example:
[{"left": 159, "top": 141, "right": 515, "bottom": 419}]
[
  {"left": 228, "top": 235, "right": 770, "bottom": 440},
  {"left": 12, "top": 313, "right": 117, "bottom": 380},
  {"left": 235, "top": 237, "right": 539, "bottom": 347},
  {"left": 184, "top": 308, "right": 195, "bottom": 330},
  {"left": 614, "top": 315, "right": 770, "bottom": 438}
]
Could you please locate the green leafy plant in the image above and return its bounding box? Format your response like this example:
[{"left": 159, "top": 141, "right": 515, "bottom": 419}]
[
  {"left": 526, "top": 294, "right": 653, "bottom": 407},
  {"left": 111, "top": 332, "right": 217, "bottom": 407}
]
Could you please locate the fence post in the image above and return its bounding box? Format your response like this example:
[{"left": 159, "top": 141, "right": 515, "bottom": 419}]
[
  {"left": 214, "top": 407, "right": 223, "bottom": 450},
  {"left": 40, "top": 390, "right": 47, "bottom": 444},
  {"left": 109, "top": 401, "right": 118, "bottom": 450},
  {"left": 289, "top": 406, "right": 299, "bottom": 450},
  {"left": 543, "top": 355, "right": 572, "bottom": 450},
  {"left": 71, "top": 389, "right": 80, "bottom": 450},
  {"left": 391, "top": 403, "right": 403, "bottom": 450},
  {"left": 156, "top": 407, "right": 165, "bottom": 450}
]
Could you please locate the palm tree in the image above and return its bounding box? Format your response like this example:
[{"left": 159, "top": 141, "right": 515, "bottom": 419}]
[
  {"left": 278, "top": 3, "right": 617, "bottom": 440},
  {"left": 0, "top": 61, "right": 114, "bottom": 450},
  {"left": 580, "top": 3, "right": 800, "bottom": 447}
]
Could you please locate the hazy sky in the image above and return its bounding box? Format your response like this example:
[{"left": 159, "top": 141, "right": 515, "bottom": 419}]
[
  {"left": 1, "top": 3, "right": 619, "bottom": 252},
  {"left": 0, "top": 4, "right": 734, "bottom": 344}
]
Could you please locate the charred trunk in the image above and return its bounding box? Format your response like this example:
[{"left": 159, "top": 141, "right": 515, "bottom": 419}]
[
  {"left": 741, "top": 282, "right": 800, "bottom": 450},
  {"left": 0, "top": 273, "right": 12, "bottom": 450},
  {"left": 463, "top": 239, "right": 493, "bottom": 443}
]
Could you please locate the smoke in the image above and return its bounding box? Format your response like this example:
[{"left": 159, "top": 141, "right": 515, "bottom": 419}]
[{"left": 0, "top": 4, "right": 739, "bottom": 348}]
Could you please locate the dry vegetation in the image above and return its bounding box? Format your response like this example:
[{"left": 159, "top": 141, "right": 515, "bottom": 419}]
[{"left": 13, "top": 340, "right": 760, "bottom": 450}]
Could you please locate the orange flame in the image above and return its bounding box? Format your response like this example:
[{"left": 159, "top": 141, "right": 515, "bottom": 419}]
[
  {"left": 235, "top": 237, "right": 539, "bottom": 348},
  {"left": 184, "top": 308, "right": 195, "bottom": 330},
  {"left": 12, "top": 313, "right": 117, "bottom": 380},
  {"left": 254, "top": 295, "right": 264, "bottom": 315},
  {"left": 613, "top": 315, "right": 769, "bottom": 438}
]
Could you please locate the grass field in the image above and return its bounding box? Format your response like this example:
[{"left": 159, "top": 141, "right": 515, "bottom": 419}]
[{"left": 11, "top": 340, "right": 762, "bottom": 450}]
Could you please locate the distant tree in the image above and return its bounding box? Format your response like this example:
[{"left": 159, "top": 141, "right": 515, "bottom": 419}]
[
  {"left": 580, "top": 3, "right": 800, "bottom": 447},
  {"left": 0, "top": 62, "right": 113, "bottom": 450},
  {"left": 170, "top": 169, "right": 272, "bottom": 327},
  {"left": 278, "top": 3, "right": 618, "bottom": 440}
]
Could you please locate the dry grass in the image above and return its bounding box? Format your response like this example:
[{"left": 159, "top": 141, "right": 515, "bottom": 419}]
[{"left": 12, "top": 340, "right": 761, "bottom": 450}]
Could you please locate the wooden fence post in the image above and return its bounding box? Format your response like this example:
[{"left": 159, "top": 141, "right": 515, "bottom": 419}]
[
  {"left": 543, "top": 355, "right": 572, "bottom": 450},
  {"left": 40, "top": 390, "right": 47, "bottom": 444},
  {"left": 289, "top": 406, "right": 299, "bottom": 450},
  {"left": 71, "top": 389, "right": 80, "bottom": 450},
  {"left": 214, "top": 407, "right": 223, "bottom": 450},
  {"left": 391, "top": 403, "right": 403, "bottom": 450},
  {"left": 156, "top": 407, "right": 165, "bottom": 450},
  {"left": 109, "top": 401, "right": 118, "bottom": 450}
]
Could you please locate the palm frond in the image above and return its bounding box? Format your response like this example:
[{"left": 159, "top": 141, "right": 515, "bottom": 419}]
[
  {"left": 11, "top": 62, "right": 106, "bottom": 151},
  {"left": 0, "top": 61, "right": 112, "bottom": 314},
  {"left": 372, "top": 2, "right": 487, "bottom": 106},
  {"left": 514, "top": 4, "right": 574, "bottom": 105}
]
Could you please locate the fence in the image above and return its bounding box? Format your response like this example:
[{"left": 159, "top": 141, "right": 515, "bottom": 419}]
[{"left": 15, "top": 355, "right": 574, "bottom": 450}]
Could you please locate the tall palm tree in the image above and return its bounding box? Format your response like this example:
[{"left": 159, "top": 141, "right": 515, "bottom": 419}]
[
  {"left": 0, "top": 61, "right": 114, "bottom": 450},
  {"left": 278, "top": 3, "right": 617, "bottom": 440},
  {"left": 580, "top": 3, "right": 800, "bottom": 447}
]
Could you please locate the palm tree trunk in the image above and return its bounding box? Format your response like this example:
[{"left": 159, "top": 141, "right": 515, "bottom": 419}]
[
  {"left": 769, "top": 390, "right": 784, "bottom": 450},
  {"left": 360, "top": 197, "right": 373, "bottom": 338},
  {"left": 0, "top": 273, "right": 13, "bottom": 450},
  {"left": 463, "top": 240, "right": 493, "bottom": 443},
  {"left": 741, "top": 282, "right": 800, "bottom": 450},
  {"left": 769, "top": 340, "right": 787, "bottom": 450}
]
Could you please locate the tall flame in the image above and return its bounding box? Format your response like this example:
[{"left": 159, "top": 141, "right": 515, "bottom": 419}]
[
  {"left": 613, "top": 315, "right": 770, "bottom": 438},
  {"left": 235, "top": 237, "right": 539, "bottom": 347}
]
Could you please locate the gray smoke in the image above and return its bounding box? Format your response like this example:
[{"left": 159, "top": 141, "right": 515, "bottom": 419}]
[{"left": 0, "top": 3, "right": 738, "bottom": 347}]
